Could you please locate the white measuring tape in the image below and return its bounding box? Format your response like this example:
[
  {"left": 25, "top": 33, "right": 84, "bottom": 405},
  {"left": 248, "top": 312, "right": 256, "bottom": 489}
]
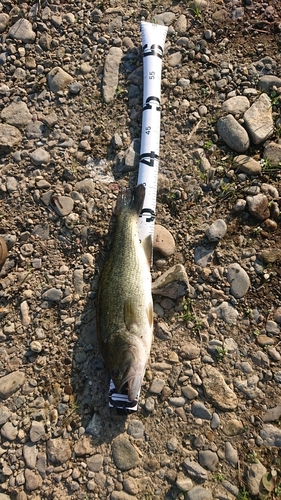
[
  {"left": 109, "top": 22, "right": 167, "bottom": 412},
  {"left": 137, "top": 21, "right": 168, "bottom": 243}
]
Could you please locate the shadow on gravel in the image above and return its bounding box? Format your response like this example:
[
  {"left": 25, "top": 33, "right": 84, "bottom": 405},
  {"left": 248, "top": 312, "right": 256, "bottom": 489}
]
[
  {"left": 70, "top": 177, "right": 142, "bottom": 443},
  {"left": 69, "top": 197, "right": 130, "bottom": 442},
  {"left": 70, "top": 292, "right": 128, "bottom": 444}
]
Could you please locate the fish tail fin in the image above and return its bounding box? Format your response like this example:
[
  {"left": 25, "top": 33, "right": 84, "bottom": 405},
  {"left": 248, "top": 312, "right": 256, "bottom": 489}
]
[{"left": 115, "top": 184, "right": 145, "bottom": 216}]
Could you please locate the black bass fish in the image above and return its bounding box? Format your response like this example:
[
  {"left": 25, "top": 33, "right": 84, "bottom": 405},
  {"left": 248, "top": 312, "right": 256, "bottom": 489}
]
[{"left": 97, "top": 184, "right": 153, "bottom": 401}]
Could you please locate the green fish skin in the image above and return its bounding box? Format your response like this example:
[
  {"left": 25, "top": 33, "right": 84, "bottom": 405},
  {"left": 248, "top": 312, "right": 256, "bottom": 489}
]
[{"left": 97, "top": 184, "right": 153, "bottom": 401}]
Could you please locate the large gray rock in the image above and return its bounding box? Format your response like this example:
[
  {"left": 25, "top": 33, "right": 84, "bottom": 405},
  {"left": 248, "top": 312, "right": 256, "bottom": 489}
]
[
  {"left": 183, "top": 458, "right": 208, "bottom": 481},
  {"left": 25, "top": 469, "right": 43, "bottom": 491},
  {"left": 102, "top": 47, "right": 123, "bottom": 103},
  {"left": 51, "top": 196, "right": 74, "bottom": 216},
  {"left": 168, "top": 51, "right": 182, "bottom": 67},
  {"left": 233, "top": 155, "right": 261, "bottom": 175},
  {"left": 30, "top": 148, "right": 50, "bottom": 166},
  {"left": 153, "top": 12, "right": 176, "bottom": 25},
  {"left": 42, "top": 288, "right": 63, "bottom": 302},
  {"left": 263, "top": 142, "right": 281, "bottom": 167},
  {"left": 0, "top": 406, "right": 11, "bottom": 425},
  {"left": 23, "top": 442, "right": 38, "bottom": 469},
  {"left": 225, "top": 441, "right": 239, "bottom": 467},
  {"left": 194, "top": 243, "right": 215, "bottom": 267},
  {"left": 0, "top": 124, "right": 22, "bottom": 150},
  {"left": 0, "top": 371, "right": 25, "bottom": 399},
  {"left": 198, "top": 450, "right": 219, "bottom": 471},
  {"left": 202, "top": 365, "right": 238, "bottom": 410},
  {"left": 9, "top": 19, "right": 36, "bottom": 43},
  {"left": 217, "top": 114, "right": 250, "bottom": 152},
  {"left": 227, "top": 262, "right": 251, "bottom": 298},
  {"left": 210, "top": 301, "right": 239, "bottom": 325},
  {"left": 175, "top": 14, "right": 187, "bottom": 35},
  {"left": 234, "top": 375, "right": 264, "bottom": 400},
  {"left": 39, "top": 33, "right": 52, "bottom": 51},
  {"left": 111, "top": 435, "right": 140, "bottom": 471},
  {"left": 191, "top": 401, "right": 211, "bottom": 420},
  {"left": 152, "top": 264, "right": 189, "bottom": 299},
  {"left": 245, "top": 461, "right": 267, "bottom": 496},
  {"left": 258, "top": 75, "right": 281, "bottom": 93},
  {"left": 26, "top": 120, "right": 46, "bottom": 139},
  {"left": 47, "top": 67, "right": 73, "bottom": 93},
  {"left": 1, "top": 422, "right": 18, "bottom": 441},
  {"left": 47, "top": 438, "right": 72, "bottom": 464},
  {"left": 74, "top": 179, "right": 96, "bottom": 195},
  {"left": 205, "top": 219, "right": 227, "bottom": 242},
  {"left": 246, "top": 193, "right": 270, "bottom": 221},
  {"left": 30, "top": 421, "right": 46, "bottom": 443},
  {"left": 244, "top": 93, "right": 274, "bottom": 144},
  {"left": 1, "top": 101, "right": 32, "bottom": 127},
  {"left": 0, "top": 13, "right": 9, "bottom": 33},
  {"left": 73, "top": 436, "right": 95, "bottom": 456},
  {"left": 186, "top": 486, "right": 212, "bottom": 500},
  {"left": 222, "top": 96, "right": 250, "bottom": 116},
  {"left": 111, "top": 492, "right": 137, "bottom": 500},
  {"left": 176, "top": 475, "right": 193, "bottom": 492},
  {"left": 123, "top": 138, "right": 140, "bottom": 172},
  {"left": 260, "top": 424, "right": 281, "bottom": 447},
  {"left": 86, "top": 454, "right": 103, "bottom": 472}
]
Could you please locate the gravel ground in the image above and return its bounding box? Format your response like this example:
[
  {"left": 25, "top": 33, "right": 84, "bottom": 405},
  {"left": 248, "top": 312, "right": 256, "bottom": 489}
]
[{"left": 1, "top": 1, "right": 281, "bottom": 499}]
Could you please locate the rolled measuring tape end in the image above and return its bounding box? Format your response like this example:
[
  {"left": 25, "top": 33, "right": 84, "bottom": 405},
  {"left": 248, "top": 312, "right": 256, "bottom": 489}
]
[{"left": 137, "top": 21, "right": 168, "bottom": 244}]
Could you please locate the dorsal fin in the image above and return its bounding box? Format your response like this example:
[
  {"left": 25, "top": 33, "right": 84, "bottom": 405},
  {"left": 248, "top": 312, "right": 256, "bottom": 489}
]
[{"left": 115, "top": 184, "right": 145, "bottom": 216}]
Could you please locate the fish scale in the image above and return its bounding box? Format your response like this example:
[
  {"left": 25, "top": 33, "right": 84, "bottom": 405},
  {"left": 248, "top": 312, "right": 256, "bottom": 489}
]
[
  {"left": 97, "top": 184, "right": 153, "bottom": 402},
  {"left": 100, "top": 224, "right": 147, "bottom": 328}
]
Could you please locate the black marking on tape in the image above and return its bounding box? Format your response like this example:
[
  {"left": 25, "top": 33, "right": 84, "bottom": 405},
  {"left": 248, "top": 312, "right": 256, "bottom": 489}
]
[
  {"left": 143, "top": 43, "right": 163, "bottom": 58},
  {"left": 143, "top": 95, "right": 161, "bottom": 112},
  {"left": 139, "top": 208, "right": 155, "bottom": 223},
  {"left": 139, "top": 151, "right": 159, "bottom": 167}
]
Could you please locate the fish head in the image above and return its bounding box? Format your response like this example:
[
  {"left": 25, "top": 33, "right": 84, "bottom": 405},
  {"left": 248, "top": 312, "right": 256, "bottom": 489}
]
[{"left": 108, "top": 334, "right": 147, "bottom": 402}]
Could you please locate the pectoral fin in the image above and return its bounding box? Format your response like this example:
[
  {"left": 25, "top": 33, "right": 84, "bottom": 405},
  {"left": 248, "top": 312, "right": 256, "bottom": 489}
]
[
  {"left": 147, "top": 301, "right": 153, "bottom": 327},
  {"left": 124, "top": 300, "right": 138, "bottom": 331},
  {"left": 142, "top": 234, "right": 152, "bottom": 265}
]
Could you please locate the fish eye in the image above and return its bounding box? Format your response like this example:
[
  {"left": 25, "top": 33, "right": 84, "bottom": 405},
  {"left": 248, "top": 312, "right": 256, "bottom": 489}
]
[{"left": 112, "top": 369, "right": 119, "bottom": 377}]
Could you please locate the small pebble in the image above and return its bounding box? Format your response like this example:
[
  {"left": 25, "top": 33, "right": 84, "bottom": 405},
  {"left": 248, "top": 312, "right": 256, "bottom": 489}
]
[
  {"left": 144, "top": 397, "right": 155, "bottom": 412},
  {"left": 30, "top": 341, "right": 42, "bottom": 353},
  {"left": 169, "top": 397, "right": 186, "bottom": 407},
  {"left": 205, "top": 219, "right": 227, "bottom": 242}
]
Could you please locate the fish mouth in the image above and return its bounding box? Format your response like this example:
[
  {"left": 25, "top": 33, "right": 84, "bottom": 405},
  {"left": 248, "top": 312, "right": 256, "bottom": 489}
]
[{"left": 118, "top": 365, "right": 144, "bottom": 402}]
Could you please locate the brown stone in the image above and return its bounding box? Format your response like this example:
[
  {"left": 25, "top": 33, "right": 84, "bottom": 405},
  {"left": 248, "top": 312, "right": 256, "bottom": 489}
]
[
  {"left": 256, "top": 335, "right": 275, "bottom": 347},
  {"left": 259, "top": 248, "right": 281, "bottom": 264},
  {"left": 153, "top": 224, "right": 176, "bottom": 257}
]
